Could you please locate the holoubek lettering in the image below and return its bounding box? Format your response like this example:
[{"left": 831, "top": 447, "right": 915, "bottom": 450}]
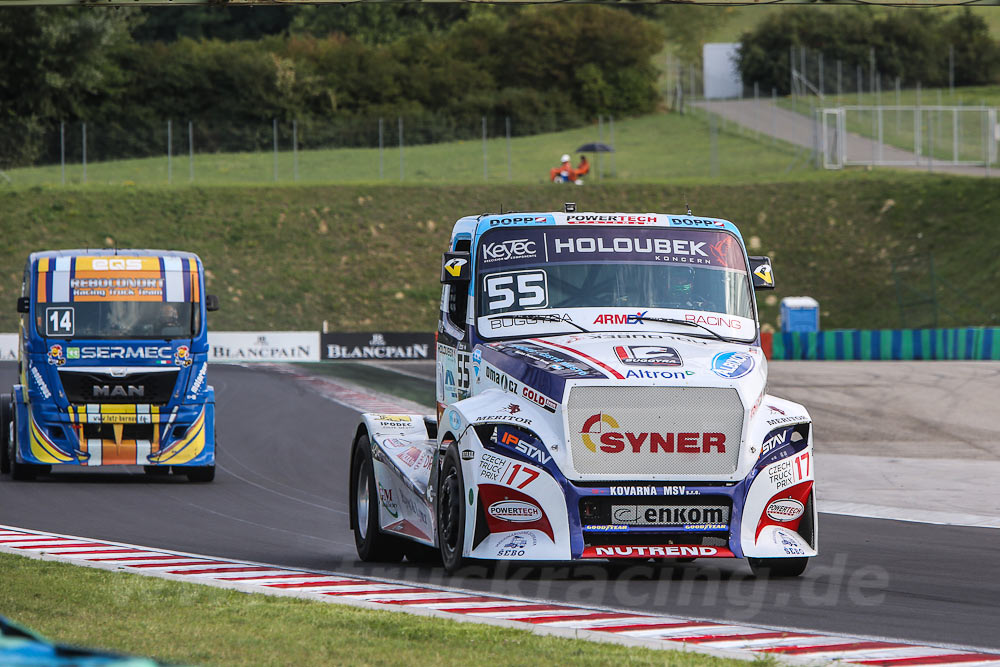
[{"left": 553, "top": 236, "right": 707, "bottom": 257}]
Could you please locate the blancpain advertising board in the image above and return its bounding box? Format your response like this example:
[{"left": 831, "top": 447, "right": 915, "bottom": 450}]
[
  {"left": 0, "top": 334, "right": 17, "bottom": 361},
  {"left": 208, "top": 332, "right": 320, "bottom": 362}
]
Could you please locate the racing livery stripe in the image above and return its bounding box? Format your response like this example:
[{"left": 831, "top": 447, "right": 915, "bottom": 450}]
[
  {"left": 529, "top": 338, "right": 624, "bottom": 379},
  {"left": 2, "top": 525, "right": 998, "bottom": 666}
]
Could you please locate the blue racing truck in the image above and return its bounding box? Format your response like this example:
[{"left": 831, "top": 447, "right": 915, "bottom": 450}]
[{"left": 1, "top": 250, "right": 219, "bottom": 482}]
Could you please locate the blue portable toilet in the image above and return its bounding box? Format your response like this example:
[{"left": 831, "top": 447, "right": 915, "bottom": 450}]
[{"left": 780, "top": 296, "right": 820, "bottom": 333}]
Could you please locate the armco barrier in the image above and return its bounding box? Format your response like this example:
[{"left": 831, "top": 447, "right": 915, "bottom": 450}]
[{"left": 762, "top": 327, "right": 1000, "bottom": 360}]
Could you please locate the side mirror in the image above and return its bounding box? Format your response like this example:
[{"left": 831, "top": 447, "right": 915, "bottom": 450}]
[
  {"left": 16, "top": 297, "right": 29, "bottom": 313},
  {"left": 748, "top": 256, "right": 775, "bottom": 290},
  {"left": 205, "top": 294, "right": 220, "bottom": 312},
  {"left": 440, "top": 252, "right": 471, "bottom": 284}
]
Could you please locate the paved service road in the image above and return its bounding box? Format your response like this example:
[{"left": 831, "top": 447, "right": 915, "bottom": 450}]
[{"left": 1, "top": 362, "right": 998, "bottom": 651}]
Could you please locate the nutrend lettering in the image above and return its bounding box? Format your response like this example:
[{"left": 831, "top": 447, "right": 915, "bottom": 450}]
[
  {"left": 580, "top": 413, "right": 726, "bottom": 454},
  {"left": 553, "top": 237, "right": 707, "bottom": 257}
]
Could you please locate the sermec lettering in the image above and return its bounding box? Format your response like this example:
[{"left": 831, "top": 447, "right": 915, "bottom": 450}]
[
  {"left": 91, "top": 258, "right": 144, "bottom": 271},
  {"left": 553, "top": 237, "right": 706, "bottom": 257},
  {"left": 80, "top": 346, "right": 172, "bottom": 360}
]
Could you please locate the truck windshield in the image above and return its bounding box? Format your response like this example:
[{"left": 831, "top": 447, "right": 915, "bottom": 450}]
[
  {"left": 36, "top": 301, "right": 198, "bottom": 339},
  {"left": 475, "top": 226, "right": 755, "bottom": 340}
]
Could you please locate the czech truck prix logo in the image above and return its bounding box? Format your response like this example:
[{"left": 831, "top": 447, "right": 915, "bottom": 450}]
[{"left": 580, "top": 413, "right": 726, "bottom": 454}]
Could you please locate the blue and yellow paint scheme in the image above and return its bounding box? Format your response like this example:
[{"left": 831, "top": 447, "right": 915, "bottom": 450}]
[{"left": 8, "top": 250, "right": 216, "bottom": 473}]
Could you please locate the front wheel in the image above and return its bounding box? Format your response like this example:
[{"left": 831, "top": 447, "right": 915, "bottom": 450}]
[
  {"left": 352, "top": 433, "right": 404, "bottom": 562},
  {"left": 437, "top": 444, "right": 467, "bottom": 574},
  {"left": 748, "top": 557, "right": 809, "bottom": 578},
  {"left": 8, "top": 406, "right": 47, "bottom": 481},
  {"left": 0, "top": 394, "right": 11, "bottom": 475}
]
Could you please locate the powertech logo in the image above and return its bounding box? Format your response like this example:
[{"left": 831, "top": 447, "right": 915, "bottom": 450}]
[{"left": 580, "top": 413, "right": 726, "bottom": 454}]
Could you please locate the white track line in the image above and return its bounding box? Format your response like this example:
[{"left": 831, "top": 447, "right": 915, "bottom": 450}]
[{"left": 2, "top": 525, "right": 998, "bottom": 666}]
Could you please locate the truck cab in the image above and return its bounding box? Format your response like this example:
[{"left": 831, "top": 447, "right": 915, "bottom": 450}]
[
  {"left": 1, "top": 250, "right": 219, "bottom": 482},
  {"left": 350, "top": 209, "right": 815, "bottom": 576}
]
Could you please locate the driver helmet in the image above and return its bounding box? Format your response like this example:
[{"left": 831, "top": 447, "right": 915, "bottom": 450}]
[{"left": 670, "top": 267, "right": 696, "bottom": 297}]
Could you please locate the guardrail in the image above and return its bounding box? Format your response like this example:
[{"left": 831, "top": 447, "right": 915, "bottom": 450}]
[
  {"left": 2, "top": 330, "right": 997, "bottom": 364},
  {"left": 762, "top": 327, "right": 1000, "bottom": 360}
]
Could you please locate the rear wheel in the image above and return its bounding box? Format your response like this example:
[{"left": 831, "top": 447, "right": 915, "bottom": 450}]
[
  {"left": 748, "top": 557, "right": 809, "bottom": 578},
  {"left": 437, "top": 444, "right": 467, "bottom": 574},
  {"left": 352, "top": 433, "right": 404, "bottom": 562}
]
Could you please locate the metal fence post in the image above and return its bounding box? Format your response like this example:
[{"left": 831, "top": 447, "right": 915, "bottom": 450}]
[
  {"left": 272, "top": 118, "right": 278, "bottom": 182},
  {"left": 857, "top": 65, "right": 863, "bottom": 105},
  {"left": 293, "top": 119, "right": 298, "bottom": 182},
  {"left": 167, "top": 120, "right": 172, "bottom": 185},
  {"left": 598, "top": 115, "right": 604, "bottom": 181},
  {"left": 188, "top": 120, "right": 194, "bottom": 182},
  {"left": 482, "top": 116, "right": 488, "bottom": 182},
  {"left": 771, "top": 88, "right": 777, "bottom": 145},
  {"left": 81, "top": 122, "right": 87, "bottom": 185},
  {"left": 505, "top": 116, "right": 511, "bottom": 181},
  {"left": 896, "top": 77, "right": 901, "bottom": 133},
  {"left": 398, "top": 116, "right": 404, "bottom": 181},
  {"left": 818, "top": 53, "right": 824, "bottom": 96},
  {"left": 837, "top": 60, "right": 842, "bottom": 102},
  {"left": 878, "top": 106, "right": 884, "bottom": 163},
  {"left": 949, "top": 45, "right": 955, "bottom": 98},
  {"left": 953, "top": 108, "right": 959, "bottom": 164},
  {"left": 609, "top": 115, "right": 615, "bottom": 177},
  {"left": 60, "top": 122, "right": 65, "bottom": 185},
  {"left": 709, "top": 113, "right": 719, "bottom": 179},
  {"left": 378, "top": 118, "right": 384, "bottom": 180},
  {"left": 915, "top": 106, "right": 921, "bottom": 160}
]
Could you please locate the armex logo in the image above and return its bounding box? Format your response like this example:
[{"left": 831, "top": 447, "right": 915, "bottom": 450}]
[{"left": 580, "top": 413, "right": 726, "bottom": 454}]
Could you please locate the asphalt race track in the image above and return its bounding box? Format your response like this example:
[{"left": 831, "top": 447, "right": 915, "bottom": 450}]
[{"left": 1, "top": 361, "right": 998, "bottom": 652}]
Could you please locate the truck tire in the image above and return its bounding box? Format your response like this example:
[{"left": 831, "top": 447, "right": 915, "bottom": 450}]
[
  {"left": 748, "top": 557, "right": 809, "bottom": 578},
  {"left": 186, "top": 466, "right": 215, "bottom": 482},
  {"left": 8, "top": 407, "right": 47, "bottom": 481},
  {"left": 352, "top": 433, "right": 404, "bottom": 562},
  {"left": 437, "top": 443, "right": 467, "bottom": 574},
  {"left": 0, "top": 394, "right": 11, "bottom": 475}
]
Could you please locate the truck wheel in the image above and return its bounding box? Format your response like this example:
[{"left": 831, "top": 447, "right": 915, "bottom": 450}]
[
  {"left": 8, "top": 408, "right": 43, "bottom": 481},
  {"left": 748, "top": 557, "right": 809, "bottom": 578},
  {"left": 352, "top": 433, "right": 404, "bottom": 562},
  {"left": 186, "top": 466, "right": 215, "bottom": 482},
  {"left": 437, "top": 444, "right": 467, "bottom": 574},
  {"left": 0, "top": 394, "right": 10, "bottom": 475}
]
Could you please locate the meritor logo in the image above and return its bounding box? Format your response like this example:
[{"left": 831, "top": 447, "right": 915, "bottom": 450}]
[{"left": 580, "top": 413, "right": 726, "bottom": 454}]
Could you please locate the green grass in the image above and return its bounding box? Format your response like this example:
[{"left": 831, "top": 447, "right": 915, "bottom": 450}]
[
  {"left": 2, "top": 111, "right": 810, "bottom": 188},
  {"left": 1, "top": 174, "right": 998, "bottom": 334},
  {"left": 0, "top": 552, "right": 758, "bottom": 667}
]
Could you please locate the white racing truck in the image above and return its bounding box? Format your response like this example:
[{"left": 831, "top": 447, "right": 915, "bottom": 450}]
[{"left": 349, "top": 207, "right": 816, "bottom": 576}]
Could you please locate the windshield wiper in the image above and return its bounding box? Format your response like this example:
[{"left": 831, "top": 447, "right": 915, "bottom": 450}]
[
  {"left": 485, "top": 313, "right": 592, "bottom": 334},
  {"left": 634, "top": 315, "right": 739, "bottom": 343}
]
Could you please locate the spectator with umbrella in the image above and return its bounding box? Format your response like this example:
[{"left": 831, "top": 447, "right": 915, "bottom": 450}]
[{"left": 549, "top": 153, "right": 590, "bottom": 185}]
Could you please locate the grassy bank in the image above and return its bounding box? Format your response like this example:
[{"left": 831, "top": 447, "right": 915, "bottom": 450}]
[
  {"left": 0, "top": 552, "right": 750, "bottom": 667},
  {"left": 1, "top": 174, "right": 997, "bottom": 332},
  {"left": 2, "top": 112, "right": 808, "bottom": 188}
]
